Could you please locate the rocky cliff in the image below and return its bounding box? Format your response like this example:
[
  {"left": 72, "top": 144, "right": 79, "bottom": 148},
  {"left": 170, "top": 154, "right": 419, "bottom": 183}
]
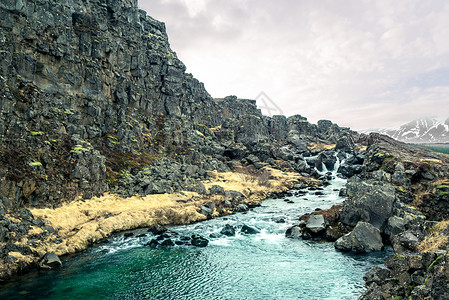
[
  {"left": 0, "top": 0, "right": 359, "bottom": 281},
  {"left": 0, "top": 0, "right": 355, "bottom": 211}
]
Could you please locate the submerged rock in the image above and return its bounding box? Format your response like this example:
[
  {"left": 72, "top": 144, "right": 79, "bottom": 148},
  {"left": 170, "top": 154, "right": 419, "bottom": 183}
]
[
  {"left": 220, "top": 224, "right": 236, "bottom": 237},
  {"left": 240, "top": 224, "right": 260, "bottom": 235},
  {"left": 191, "top": 235, "right": 209, "bottom": 247}
]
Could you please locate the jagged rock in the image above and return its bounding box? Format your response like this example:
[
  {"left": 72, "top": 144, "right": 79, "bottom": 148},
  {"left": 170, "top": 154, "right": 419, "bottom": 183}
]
[
  {"left": 391, "top": 231, "right": 420, "bottom": 255},
  {"left": 315, "top": 151, "right": 337, "bottom": 171},
  {"left": 146, "top": 239, "right": 160, "bottom": 248},
  {"left": 186, "top": 183, "right": 207, "bottom": 195},
  {"left": 383, "top": 216, "right": 407, "bottom": 241},
  {"left": 339, "top": 177, "right": 396, "bottom": 229},
  {"left": 240, "top": 224, "right": 260, "bottom": 234},
  {"left": 209, "top": 185, "right": 225, "bottom": 195},
  {"left": 39, "top": 252, "right": 62, "bottom": 269},
  {"left": 305, "top": 215, "right": 325, "bottom": 234},
  {"left": 160, "top": 239, "right": 175, "bottom": 247},
  {"left": 220, "top": 224, "right": 236, "bottom": 237},
  {"left": 272, "top": 216, "right": 286, "bottom": 223},
  {"left": 235, "top": 204, "right": 249, "bottom": 212},
  {"left": 285, "top": 226, "right": 302, "bottom": 239},
  {"left": 335, "top": 222, "right": 383, "bottom": 252},
  {"left": 200, "top": 206, "right": 213, "bottom": 218}
]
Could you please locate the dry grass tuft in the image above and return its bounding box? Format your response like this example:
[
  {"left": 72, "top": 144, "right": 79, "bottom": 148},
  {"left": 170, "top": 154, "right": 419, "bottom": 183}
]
[
  {"left": 418, "top": 220, "right": 449, "bottom": 253},
  {"left": 308, "top": 143, "right": 336, "bottom": 151}
]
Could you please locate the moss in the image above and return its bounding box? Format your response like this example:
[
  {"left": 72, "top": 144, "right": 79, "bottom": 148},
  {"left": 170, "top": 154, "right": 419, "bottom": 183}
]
[
  {"left": 396, "top": 187, "right": 407, "bottom": 193},
  {"left": 64, "top": 108, "right": 74, "bottom": 115},
  {"left": 70, "top": 145, "right": 89, "bottom": 154},
  {"left": 436, "top": 185, "right": 449, "bottom": 189},
  {"left": 30, "top": 131, "right": 44, "bottom": 136},
  {"left": 428, "top": 255, "right": 443, "bottom": 272},
  {"left": 28, "top": 161, "right": 42, "bottom": 167}
]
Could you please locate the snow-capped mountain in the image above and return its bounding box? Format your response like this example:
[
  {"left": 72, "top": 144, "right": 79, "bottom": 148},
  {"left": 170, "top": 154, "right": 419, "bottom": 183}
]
[{"left": 361, "top": 117, "right": 449, "bottom": 143}]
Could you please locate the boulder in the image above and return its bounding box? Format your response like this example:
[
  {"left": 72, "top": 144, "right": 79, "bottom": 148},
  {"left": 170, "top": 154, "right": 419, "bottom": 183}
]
[
  {"left": 209, "top": 185, "right": 225, "bottom": 195},
  {"left": 186, "top": 183, "right": 207, "bottom": 194},
  {"left": 383, "top": 216, "right": 407, "bottom": 241},
  {"left": 191, "top": 234, "right": 209, "bottom": 247},
  {"left": 391, "top": 231, "right": 419, "bottom": 255},
  {"left": 200, "top": 206, "right": 213, "bottom": 218},
  {"left": 160, "top": 239, "right": 175, "bottom": 247},
  {"left": 339, "top": 177, "right": 395, "bottom": 229},
  {"left": 335, "top": 222, "right": 384, "bottom": 252},
  {"left": 235, "top": 204, "right": 249, "bottom": 212},
  {"left": 240, "top": 224, "right": 260, "bottom": 234},
  {"left": 220, "top": 224, "right": 236, "bottom": 237},
  {"left": 285, "top": 226, "right": 302, "bottom": 239},
  {"left": 39, "top": 252, "right": 62, "bottom": 269},
  {"left": 305, "top": 215, "right": 325, "bottom": 234}
]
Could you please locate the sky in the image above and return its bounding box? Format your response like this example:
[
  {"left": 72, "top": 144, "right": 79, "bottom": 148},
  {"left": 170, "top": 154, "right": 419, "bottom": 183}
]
[{"left": 138, "top": 0, "right": 449, "bottom": 131}]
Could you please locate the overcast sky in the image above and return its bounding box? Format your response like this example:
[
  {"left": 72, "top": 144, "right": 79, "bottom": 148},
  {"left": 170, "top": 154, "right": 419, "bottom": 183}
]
[{"left": 139, "top": 0, "right": 449, "bottom": 130}]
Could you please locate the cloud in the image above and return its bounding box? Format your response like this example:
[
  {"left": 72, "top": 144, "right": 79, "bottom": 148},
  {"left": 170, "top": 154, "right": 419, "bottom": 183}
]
[{"left": 139, "top": 0, "right": 449, "bottom": 130}]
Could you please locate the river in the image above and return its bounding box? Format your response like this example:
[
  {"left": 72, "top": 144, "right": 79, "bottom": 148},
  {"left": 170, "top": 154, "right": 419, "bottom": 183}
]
[{"left": 0, "top": 174, "right": 390, "bottom": 300}]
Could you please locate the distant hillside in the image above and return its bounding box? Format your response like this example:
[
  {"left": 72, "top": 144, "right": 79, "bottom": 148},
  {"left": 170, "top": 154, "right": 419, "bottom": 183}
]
[{"left": 361, "top": 117, "right": 449, "bottom": 143}]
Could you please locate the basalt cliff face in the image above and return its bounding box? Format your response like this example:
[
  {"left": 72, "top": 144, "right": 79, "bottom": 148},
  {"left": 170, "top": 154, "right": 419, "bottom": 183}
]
[
  {"left": 0, "top": 0, "right": 358, "bottom": 280},
  {"left": 0, "top": 0, "right": 355, "bottom": 210}
]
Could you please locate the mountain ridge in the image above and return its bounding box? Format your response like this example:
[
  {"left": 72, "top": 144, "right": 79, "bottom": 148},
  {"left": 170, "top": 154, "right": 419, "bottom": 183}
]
[{"left": 360, "top": 117, "right": 449, "bottom": 143}]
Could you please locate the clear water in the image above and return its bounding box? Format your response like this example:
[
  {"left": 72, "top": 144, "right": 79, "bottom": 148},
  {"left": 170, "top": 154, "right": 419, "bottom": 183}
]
[{"left": 0, "top": 178, "right": 389, "bottom": 300}]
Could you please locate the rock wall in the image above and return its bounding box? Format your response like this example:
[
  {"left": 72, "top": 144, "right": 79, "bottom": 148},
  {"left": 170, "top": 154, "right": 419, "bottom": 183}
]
[{"left": 0, "top": 0, "right": 356, "bottom": 212}]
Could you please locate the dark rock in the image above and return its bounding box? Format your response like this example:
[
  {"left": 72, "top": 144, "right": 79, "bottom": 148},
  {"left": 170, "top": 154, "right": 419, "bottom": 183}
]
[
  {"left": 363, "top": 266, "right": 392, "bottom": 286},
  {"left": 123, "top": 232, "right": 134, "bottom": 239},
  {"left": 191, "top": 234, "right": 209, "bottom": 247},
  {"left": 39, "top": 252, "right": 62, "bottom": 269},
  {"left": 146, "top": 239, "right": 160, "bottom": 248},
  {"left": 220, "top": 224, "right": 236, "bottom": 237},
  {"left": 209, "top": 233, "right": 221, "bottom": 239},
  {"left": 383, "top": 216, "right": 407, "bottom": 241},
  {"left": 200, "top": 206, "right": 213, "bottom": 218},
  {"left": 148, "top": 224, "right": 167, "bottom": 235},
  {"left": 391, "top": 231, "right": 420, "bottom": 255},
  {"left": 240, "top": 224, "right": 260, "bottom": 234},
  {"left": 235, "top": 204, "right": 249, "bottom": 212},
  {"left": 186, "top": 183, "right": 207, "bottom": 194},
  {"left": 335, "top": 222, "right": 384, "bottom": 252},
  {"left": 305, "top": 215, "right": 325, "bottom": 234},
  {"left": 161, "top": 239, "right": 175, "bottom": 247},
  {"left": 272, "top": 217, "right": 286, "bottom": 223},
  {"left": 285, "top": 226, "right": 302, "bottom": 239},
  {"left": 339, "top": 177, "right": 396, "bottom": 229},
  {"left": 209, "top": 185, "right": 225, "bottom": 195}
]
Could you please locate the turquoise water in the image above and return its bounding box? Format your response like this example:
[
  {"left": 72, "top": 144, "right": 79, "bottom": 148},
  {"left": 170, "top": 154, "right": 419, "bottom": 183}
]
[{"left": 0, "top": 178, "right": 389, "bottom": 300}]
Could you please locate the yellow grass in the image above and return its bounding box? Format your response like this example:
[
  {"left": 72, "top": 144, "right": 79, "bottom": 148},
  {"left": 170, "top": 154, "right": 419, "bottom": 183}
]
[
  {"left": 355, "top": 145, "right": 367, "bottom": 152},
  {"left": 308, "top": 143, "right": 336, "bottom": 151},
  {"left": 418, "top": 220, "right": 449, "bottom": 253},
  {"left": 0, "top": 167, "right": 315, "bottom": 278},
  {"left": 419, "top": 158, "right": 442, "bottom": 164},
  {"left": 25, "top": 167, "right": 310, "bottom": 258}
]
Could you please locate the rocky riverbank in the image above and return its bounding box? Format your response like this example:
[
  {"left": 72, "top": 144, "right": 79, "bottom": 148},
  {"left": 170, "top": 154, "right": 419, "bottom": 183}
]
[
  {"left": 287, "top": 134, "right": 449, "bottom": 299},
  {"left": 0, "top": 166, "right": 318, "bottom": 281}
]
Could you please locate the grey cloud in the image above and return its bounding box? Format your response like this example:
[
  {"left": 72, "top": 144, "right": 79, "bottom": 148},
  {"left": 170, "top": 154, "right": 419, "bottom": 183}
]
[{"left": 139, "top": 0, "right": 449, "bottom": 130}]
